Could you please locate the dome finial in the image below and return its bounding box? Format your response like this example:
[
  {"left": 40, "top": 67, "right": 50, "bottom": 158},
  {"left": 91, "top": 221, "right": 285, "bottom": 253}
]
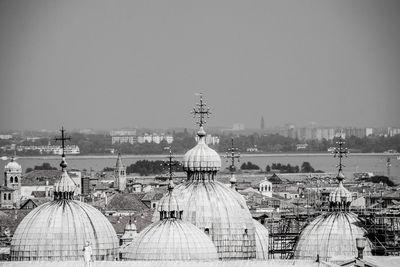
[
  {"left": 225, "top": 138, "right": 240, "bottom": 189},
  {"left": 54, "top": 126, "right": 71, "bottom": 171},
  {"left": 332, "top": 130, "right": 348, "bottom": 182},
  {"left": 53, "top": 127, "right": 75, "bottom": 200},
  {"left": 191, "top": 93, "right": 211, "bottom": 135}
]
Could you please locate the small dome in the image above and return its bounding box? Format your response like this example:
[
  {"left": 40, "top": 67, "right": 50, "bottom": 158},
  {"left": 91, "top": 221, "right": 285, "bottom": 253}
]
[
  {"left": 182, "top": 127, "right": 221, "bottom": 172},
  {"left": 173, "top": 180, "right": 257, "bottom": 259},
  {"left": 123, "top": 220, "right": 218, "bottom": 261},
  {"left": 157, "top": 181, "right": 181, "bottom": 215},
  {"left": 294, "top": 212, "right": 371, "bottom": 261},
  {"left": 253, "top": 219, "right": 269, "bottom": 260},
  {"left": 125, "top": 221, "right": 137, "bottom": 232},
  {"left": 329, "top": 181, "right": 352, "bottom": 204},
  {"left": 54, "top": 170, "right": 76, "bottom": 193},
  {"left": 5, "top": 157, "right": 21, "bottom": 173},
  {"left": 11, "top": 200, "right": 119, "bottom": 261}
]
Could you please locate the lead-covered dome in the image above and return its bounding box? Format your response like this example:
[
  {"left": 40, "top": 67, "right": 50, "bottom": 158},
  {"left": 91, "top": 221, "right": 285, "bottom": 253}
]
[
  {"left": 10, "top": 155, "right": 119, "bottom": 261},
  {"left": 124, "top": 180, "right": 218, "bottom": 261},
  {"left": 253, "top": 219, "right": 269, "bottom": 260},
  {"left": 182, "top": 127, "right": 221, "bottom": 172},
  {"left": 10, "top": 199, "right": 119, "bottom": 261},
  {"left": 294, "top": 212, "right": 371, "bottom": 261},
  {"left": 329, "top": 171, "right": 352, "bottom": 205}
]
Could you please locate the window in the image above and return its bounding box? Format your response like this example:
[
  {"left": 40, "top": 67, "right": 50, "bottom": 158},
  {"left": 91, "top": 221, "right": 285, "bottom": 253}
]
[
  {"left": 205, "top": 228, "right": 209, "bottom": 235},
  {"left": 8, "top": 193, "right": 11, "bottom": 200},
  {"left": 3, "top": 194, "right": 6, "bottom": 200},
  {"left": 10, "top": 177, "right": 13, "bottom": 183},
  {"left": 15, "top": 177, "right": 18, "bottom": 183}
]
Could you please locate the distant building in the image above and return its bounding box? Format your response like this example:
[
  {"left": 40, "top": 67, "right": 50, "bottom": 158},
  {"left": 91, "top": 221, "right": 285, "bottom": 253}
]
[
  {"left": 296, "top": 144, "right": 308, "bottom": 150},
  {"left": 232, "top": 123, "right": 245, "bottom": 131},
  {"left": 137, "top": 133, "right": 173, "bottom": 144},
  {"left": 365, "top": 128, "right": 373, "bottom": 136},
  {"left": 114, "top": 154, "right": 127, "bottom": 192},
  {"left": 258, "top": 179, "right": 272, "bottom": 197},
  {"left": 0, "top": 135, "right": 12, "bottom": 140},
  {"left": 3, "top": 156, "right": 22, "bottom": 208},
  {"left": 110, "top": 130, "right": 137, "bottom": 144}
]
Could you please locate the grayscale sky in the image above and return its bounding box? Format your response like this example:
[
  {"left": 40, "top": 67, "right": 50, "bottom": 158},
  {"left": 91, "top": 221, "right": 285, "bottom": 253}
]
[{"left": 0, "top": 0, "right": 399, "bottom": 131}]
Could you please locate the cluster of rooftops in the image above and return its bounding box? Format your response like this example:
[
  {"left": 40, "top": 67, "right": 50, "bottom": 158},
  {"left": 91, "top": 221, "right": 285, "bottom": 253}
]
[{"left": 4, "top": 96, "right": 379, "bottom": 265}]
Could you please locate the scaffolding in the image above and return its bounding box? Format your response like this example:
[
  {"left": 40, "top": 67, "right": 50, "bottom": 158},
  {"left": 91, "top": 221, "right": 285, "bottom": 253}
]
[
  {"left": 358, "top": 210, "right": 400, "bottom": 256},
  {"left": 267, "top": 213, "right": 318, "bottom": 259}
]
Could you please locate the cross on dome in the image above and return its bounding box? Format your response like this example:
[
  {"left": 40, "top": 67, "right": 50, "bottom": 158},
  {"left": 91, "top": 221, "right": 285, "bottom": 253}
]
[
  {"left": 54, "top": 126, "right": 71, "bottom": 170},
  {"left": 226, "top": 138, "right": 240, "bottom": 173},
  {"left": 332, "top": 131, "right": 348, "bottom": 181},
  {"left": 191, "top": 93, "right": 211, "bottom": 128}
]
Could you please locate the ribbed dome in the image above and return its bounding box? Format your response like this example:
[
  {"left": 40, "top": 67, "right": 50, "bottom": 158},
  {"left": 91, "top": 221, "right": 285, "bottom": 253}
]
[
  {"left": 182, "top": 127, "right": 221, "bottom": 172},
  {"left": 173, "top": 180, "right": 256, "bottom": 259},
  {"left": 123, "top": 220, "right": 218, "bottom": 261},
  {"left": 54, "top": 170, "right": 76, "bottom": 193},
  {"left": 10, "top": 200, "right": 119, "bottom": 261},
  {"left": 253, "top": 219, "right": 269, "bottom": 260},
  {"left": 294, "top": 212, "right": 371, "bottom": 261},
  {"left": 5, "top": 157, "right": 22, "bottom": 172},
  {"left": 329, "top": 181, "right": 352, "bottom": 204}
]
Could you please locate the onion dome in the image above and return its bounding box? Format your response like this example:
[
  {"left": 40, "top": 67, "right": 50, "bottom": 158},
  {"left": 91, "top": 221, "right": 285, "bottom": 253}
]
[
  {"left": 294, "top": 212, "right": 371, "bottom": 261},
  {"left": 329, "top": 170, "right": 352, "bottom": 209},
  {"left": 253, "top": 219, "right": 269, "bottom": 260},
  {"left": 182, "top": 127, "right": 221, "bottom": 174},
  {"left": 4, "top": 156, "right": 22, "bottom": 173},
  {"left": 10, "top": 127, "right": 119, "bottom": 261},
  {"left": 121, "top": 220, "right": 138, "bottom": 245},
  {"left": 124, "top": 179, "right": 218, "bottom": 261}
]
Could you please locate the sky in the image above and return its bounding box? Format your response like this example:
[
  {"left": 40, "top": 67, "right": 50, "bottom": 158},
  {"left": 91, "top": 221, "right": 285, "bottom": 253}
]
[{"left": 0, "top": 0, "right": 399, "bottom": 131}]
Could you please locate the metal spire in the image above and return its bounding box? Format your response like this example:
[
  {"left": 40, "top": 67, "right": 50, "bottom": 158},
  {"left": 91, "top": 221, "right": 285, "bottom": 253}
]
[
  {"left": 54, "top": 126, "right": 71, "bottom": 170},
  {"left": 191, "top": 93, "right": 211, "bottom": 128},
  {"left": 225, "top": 138, "right": 240, "bottom": 172},
  {"left": 164, "top": 148, "right": 177, "bottom": 187},
  {"left": 332, "top": 131, "right": 348, "bottom": 180}
]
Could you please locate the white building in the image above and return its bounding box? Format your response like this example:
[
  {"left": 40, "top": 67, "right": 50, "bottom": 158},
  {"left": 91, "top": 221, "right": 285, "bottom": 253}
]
[
  {"left": 110, "top": 130, "right": 137, "bottom": 144},
  {"left": 258, "top": 179, "right": 272, "bottom": 197}
]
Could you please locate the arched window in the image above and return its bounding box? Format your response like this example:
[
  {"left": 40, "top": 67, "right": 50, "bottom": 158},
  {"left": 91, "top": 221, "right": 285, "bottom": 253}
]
[
  {"left": 3, "top": 194, "right": 6, "bottom": 200},
  {"left": 15, "top": 177, "right": 18, "bottom": 183},
  {"left": 10, "top": 177, "right": 13, "bottom": 183},
  {"left": 8, "top": 193, "right": 11, "bottom": 200}
]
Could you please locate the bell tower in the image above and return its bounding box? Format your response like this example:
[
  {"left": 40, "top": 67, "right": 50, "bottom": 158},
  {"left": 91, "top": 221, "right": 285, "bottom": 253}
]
[
  {"left": 114, "top": 153, "right": 126, "bottom": 191},
  {"left": 4, "top": 153, "right": 22, "bottom": 208}
]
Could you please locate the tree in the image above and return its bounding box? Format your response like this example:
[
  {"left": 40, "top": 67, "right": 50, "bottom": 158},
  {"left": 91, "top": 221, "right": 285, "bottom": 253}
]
[
  {"left": 266, "top": 165, "right": 271, "bottom": 172},
  {"left": 301, "top": 162, "right": 315, "bottom": 173}
]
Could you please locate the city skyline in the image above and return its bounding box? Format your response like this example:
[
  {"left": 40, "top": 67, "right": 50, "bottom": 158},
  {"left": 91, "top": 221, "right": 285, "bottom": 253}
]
[{"left": 1, "top": 0, "right": 400, "bottom": 131}]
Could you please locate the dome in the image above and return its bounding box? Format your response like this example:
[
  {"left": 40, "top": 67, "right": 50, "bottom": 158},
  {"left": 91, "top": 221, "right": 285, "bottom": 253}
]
[
  {"left": 121, "top": 220, "right": 138, "bottom": 245},
  {"left": 123, "top": 220, "right": 218, "bottom": 261},
  {"left": 294, "top": 212, "right": 371, "bottom": 261},
  {"left": 10, "top": 200, "right": 119, "bottom": 261},
  {"left": 124, "top": 179, "right": 218, "bottom": 261},
  {"left": 5, "top": 157, "right": 21, "bottom": 173},
  {"left": 329, "top": 181, "right": 352, "bottom": 204},
  {"left": 182, "top": 127, "right": 221, "bottom": 172},
  {"left": 173, "top": 180, "right": 257, "bottom": 259},
  {"left": 253, "top": 219, "right": 269, "bottom": 260}
]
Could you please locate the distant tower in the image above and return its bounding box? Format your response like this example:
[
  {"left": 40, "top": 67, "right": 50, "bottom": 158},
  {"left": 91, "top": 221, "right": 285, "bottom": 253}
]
[
  {"left": 114, "top": 153, "right": 127, "bottom": 192},
  {"left": 4, "top": 154, "right": 22, "bottom": 208},
  {"left": 260, "top": 116, "right": 265, "bottom": 130}
]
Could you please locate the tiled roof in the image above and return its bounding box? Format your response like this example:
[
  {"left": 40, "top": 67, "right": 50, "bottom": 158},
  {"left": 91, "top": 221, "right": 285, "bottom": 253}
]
[
  {"left": 22, "top": 170, "right": 62, "bottom": 186},
  {"left": 107, "top": 211, "right": 153, "bottom": 234},
  {"left": 105, "top": 193, "right": 149, "bottom": 212}
]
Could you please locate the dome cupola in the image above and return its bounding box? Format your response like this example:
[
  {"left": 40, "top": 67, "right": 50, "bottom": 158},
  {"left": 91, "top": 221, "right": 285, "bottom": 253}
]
[
  {"left": 10, "top": 127, "right": 119, "bottom": 261},
  {"left": 124, "top": 175, "right": 218, "bottom": 261},
  {"left": 4, "top": 155, "right": 22, "bottom": 173}
]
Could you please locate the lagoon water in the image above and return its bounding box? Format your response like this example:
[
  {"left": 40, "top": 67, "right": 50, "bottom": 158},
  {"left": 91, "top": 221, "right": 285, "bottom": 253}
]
[{"left": 13, "top": 153, "right": 400, "bottom": 184}]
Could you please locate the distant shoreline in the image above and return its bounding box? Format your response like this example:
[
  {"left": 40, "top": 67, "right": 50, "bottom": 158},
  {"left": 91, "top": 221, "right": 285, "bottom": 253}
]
[{"left": 16, "top": 152, "right": 400, "bottom": 160}]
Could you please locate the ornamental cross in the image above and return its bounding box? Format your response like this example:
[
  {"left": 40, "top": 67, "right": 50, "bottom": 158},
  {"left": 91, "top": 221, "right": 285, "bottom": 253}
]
[
  {"left": 226, "top": 138, "right": 240, "bottom": 172},
  {"left": 164, "top": 149, "right": 177, "bottom": 180},
  {"left": 332, "top": 131, "right": 348, "bottom": 171},
  {"left": 54, "top": 126, "right": 71, "bottom": 157},
  {"left": 191, "top": 93, "right": 211, "bottom": 127}
]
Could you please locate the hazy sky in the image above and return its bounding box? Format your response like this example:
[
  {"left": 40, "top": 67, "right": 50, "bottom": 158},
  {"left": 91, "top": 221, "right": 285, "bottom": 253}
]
[{"left": 0, "top": 0, "right": 399, "bottom": 131}]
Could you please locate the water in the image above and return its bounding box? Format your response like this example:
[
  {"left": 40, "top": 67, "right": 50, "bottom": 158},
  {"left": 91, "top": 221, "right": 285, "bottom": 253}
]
[{"left": 12, "top": 153, "right": 400, "bottom": 184}]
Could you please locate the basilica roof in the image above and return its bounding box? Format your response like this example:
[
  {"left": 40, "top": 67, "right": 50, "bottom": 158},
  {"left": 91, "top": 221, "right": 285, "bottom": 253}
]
[{"left": 253, "top": 219, "right": 269, "bottom": 260}]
